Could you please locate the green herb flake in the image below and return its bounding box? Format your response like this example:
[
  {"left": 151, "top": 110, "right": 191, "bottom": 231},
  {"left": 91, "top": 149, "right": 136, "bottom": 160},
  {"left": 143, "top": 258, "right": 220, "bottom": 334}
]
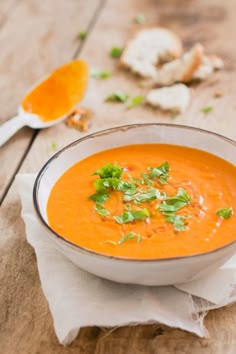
[
  {"left": 93, "top": 163, "right": 123, "bottom": 179},
  {"left": 201, "top": 106, "right": 213, "bottom": 114},
  {"left": 117, "top": 181, "right": 137, "bottom": 195},
  {"left": 110, "top": 47, "right": 123, "bottom": 58},
  {"left": 102, "top": 240, "right": 117, "bottom": 246},
  {"left": 216, "top": 207, "right": 233, "bottom": 219},
  {"left": 91, "top": 69, "right": 112, "bottom": 79},
  {"left": 114, "top": 208, "right": 149, "bottom": 224},
  {"left": 123, "top": 187, "right": 162, "bottom": 203},
  {"left": 95, "top": 203, "right": 110, "bottom": 217},
  {"left": 127, "top": 95, "right": 145, "bottom": 109},
  {"left": 134, "top": 13, "right": 146, "bottom": 24},
  {"left": 88, "top": 192, "right": 110, "bottom": 204},
  {"left": 143, "top": 161, "right": 170, "bottom": 184},
  {"left": 77, "top": 31, "right": 87, "bottom": 40},
  {"left": 94, "top": 178, "right": 120, "bottom": 192},
  {"left": 103, "top": 231, "right": 142, "bottom": 246},
  {"left": 105, "top": 91, "right": 129, "bottom": 103},
  {"left": 117, "top": 232, "right": 142, "bottom": 244},
  {"left": 51, "top": 141, "right": 57, "bottom": 151}
]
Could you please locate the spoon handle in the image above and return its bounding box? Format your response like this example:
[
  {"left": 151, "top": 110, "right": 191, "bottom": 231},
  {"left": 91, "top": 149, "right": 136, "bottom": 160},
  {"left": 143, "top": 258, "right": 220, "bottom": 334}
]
[{"left": 0, "top": 115, "right": 26, "bottom": 147}]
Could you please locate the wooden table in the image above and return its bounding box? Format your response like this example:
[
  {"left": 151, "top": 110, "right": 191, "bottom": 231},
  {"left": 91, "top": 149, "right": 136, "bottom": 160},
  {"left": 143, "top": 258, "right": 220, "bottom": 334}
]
[{"left": 0, "top": 0, "right": 236, "bottom": 352}]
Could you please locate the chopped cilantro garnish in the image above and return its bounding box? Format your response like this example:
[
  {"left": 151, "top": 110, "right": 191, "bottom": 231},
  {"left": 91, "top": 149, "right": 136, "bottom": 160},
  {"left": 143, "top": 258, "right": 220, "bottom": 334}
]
[
  {"left": 158, "top": 188, "right": 191, "bottom": 231},
  {"left": 103, "top": 231, "right": 142, "bottom": 246},
  {"left": 117, "top": 180, "right": 137, "bottom": 195},
  {"left": 105, "top": 91, "right": 129, "bottom": 103},
  {"left": 165, "top": 188, "right": 191, "bottom": 204},
  {"left": 127, "top": 95, "right": 145, "bottom": 109},
  {"left": 114, "top": 208, "right": 149, "bottom": 224},
  {"left": 51, "top": 141, "right": 57, "bottom": 151},
  {"left": 91, "top": 69, "right": 112, "bottom": 79},
  {"left": 94, "top": 178, "right": 120, "bottom": 192},
  {"left": 143, "top": 161, "right": 170, "bottom": 184},
  {"left": 93, "top": 163, "right": 123, "bottom": 179},
  {"left": 123, "top": 187, "right": 164, "bottom": 203},
  {"left": 110, "top": 47, "right": 123, "bottom": 58},
  {"left": 88, "top": 192, "right": 110, "bottom": 204},
  {"left": 216, "top": 207, "right": 233, "bottom": 219},
  {"left": 134, "top": 13, "right": 146, "bottom": 24},
  {"left": 117, "top": 232, "right": 142, "bottom": 244},
  {"left": 77, "top": 31, "right": 87, "bottom": 40},
  {"left": 95, "top": 203, "right": 110, "bottom": 217},
  {"left": 201, "top": 106, "right": 213, "bottom": 114},
  {"left": 165, "top": 214, "right": 188, "bottom": 231}
]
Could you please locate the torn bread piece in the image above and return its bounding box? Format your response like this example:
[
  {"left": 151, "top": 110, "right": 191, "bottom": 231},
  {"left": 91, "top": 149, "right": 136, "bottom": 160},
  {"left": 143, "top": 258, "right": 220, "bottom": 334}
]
[
  {"left": 155, "top": 44, "right": 204, "bottom": 86},
  {"left": 193, "top": 55, "right": 224, "bottom": 80},
  {"left": 146, "top": 84, "right": 190, "bottom": 113},
  {"left": 120, "top": 27, "right": 183, "bottom": 79}
]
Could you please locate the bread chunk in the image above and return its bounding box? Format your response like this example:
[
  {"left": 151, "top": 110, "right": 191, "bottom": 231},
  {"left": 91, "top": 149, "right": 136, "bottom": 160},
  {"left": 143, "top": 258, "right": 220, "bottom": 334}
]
[
  {"left": 146, "top": 84, "right": 190, "bottom": 113},
  {"left": 155, "top": 44, "right": 204, "bottom": 86},
  {"left": 120, "top": 27, "right": 183, "bottom": 78}
]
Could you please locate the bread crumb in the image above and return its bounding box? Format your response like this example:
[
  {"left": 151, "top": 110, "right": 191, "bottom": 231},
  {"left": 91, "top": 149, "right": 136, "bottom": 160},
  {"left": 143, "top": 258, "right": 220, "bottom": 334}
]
[
  {"left": 146, "top": 83, "right": 190, "bottom": 113},
  {"left": 155, "top": 44, "right": 204, "bottom": 86},
  {"left": 65, "top": 108, "right": 93, "bottom": 132},
  {"left": 193, "top": 55, "right": 224, "bottom": 80},
  {"left": 214, "top": 91, "right": 223, "bottom": 98},
  {"left": 120, "top": 27, "right": 183, "bottom": 78}
]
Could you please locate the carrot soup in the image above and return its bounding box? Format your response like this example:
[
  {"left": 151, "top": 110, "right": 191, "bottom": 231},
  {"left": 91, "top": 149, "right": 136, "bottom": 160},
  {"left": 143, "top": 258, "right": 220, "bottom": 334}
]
[{"left": 47, "top": 144, "right": 236, "bottom": 259}]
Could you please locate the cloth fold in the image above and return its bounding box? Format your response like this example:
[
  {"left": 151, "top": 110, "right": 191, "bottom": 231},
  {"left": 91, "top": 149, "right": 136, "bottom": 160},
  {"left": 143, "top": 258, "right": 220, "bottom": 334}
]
[{"left": 16, "top": 174, "right": 236, "bottom": 346}]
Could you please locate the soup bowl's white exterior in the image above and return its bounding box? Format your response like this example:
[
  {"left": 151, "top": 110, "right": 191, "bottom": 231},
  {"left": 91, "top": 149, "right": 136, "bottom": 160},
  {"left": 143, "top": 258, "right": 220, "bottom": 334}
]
[{"left": 33, "top": 124, "right": 236, "bottom": 286}]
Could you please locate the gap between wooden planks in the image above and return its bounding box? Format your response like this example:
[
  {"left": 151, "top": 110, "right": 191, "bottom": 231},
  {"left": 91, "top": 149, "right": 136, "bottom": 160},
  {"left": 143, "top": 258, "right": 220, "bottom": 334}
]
[
  {"left": 0, "top": 0, "right": 105, "bottom": 203},
  {"left": 1, "top": 0, "right": 236, "bottom": 353}
]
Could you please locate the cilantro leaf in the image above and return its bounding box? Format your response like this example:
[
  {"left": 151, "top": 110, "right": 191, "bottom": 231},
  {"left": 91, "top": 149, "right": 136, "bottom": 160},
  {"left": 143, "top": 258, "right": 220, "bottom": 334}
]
[
  {"left": 51, "top": 141, "right": 57, "bottom": 151},
  {"left": 123, "top": 187, "right": 163, "bottom": 203},
  {"left": 216, "top": 207, "right": 233, "bottom": 219},
  {"left": 114, "top": 208, "right": 149, "bottom": 224},
  {"left": 117, "top": 181, "right": 137, "bottom": 195},
  {"left": 127, "top": 95, "right": 145, "bottom": 109},
  {"left": 105, "top": 91, "right": 129, "bottom": 103},
  {"left": 134, "top": 13, "right": 146, "bottom": 24},
  {"left": 91, "top": 69, "right": 112, "bottom": 79},
  {"left": 88, "top": 192, "right": 110, "bottom": 204},
  {"left": 103, "top": 231, "right": 142, "bottom": 246},
  {"left": 164, "top": 213, "right": 189, "bottom": 231},
  {"left": 77, "top": 31, "right": 87, "bottom": 40},
  {"left": 110, "top": 47, "right": 123, "bottom": 58},
  {"left": 93, "top": 163, "right": 123, "bottom": 179},
  {"left": 201, "top": 106, "right": 213, "bottom": 114},
  {"left": 95, "top": 203, "right": 110, "bottom": 217},
  {"left": 165, "top": 188, "right": 191, "bottom": 204},
  {"left": 143, "top": 161, "right": 170, "bottom": 184},
  {"left": 117, "top": 232, "right": 142, "bottom": 244},
  {"left": 94, "top": 178, "right": 120, "bottom": 192}
]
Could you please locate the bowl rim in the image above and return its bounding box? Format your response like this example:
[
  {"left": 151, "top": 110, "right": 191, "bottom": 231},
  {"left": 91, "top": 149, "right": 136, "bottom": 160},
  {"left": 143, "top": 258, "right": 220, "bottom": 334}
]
[{"left": 33, "top": 123, "right": 236, "bottom": 262}]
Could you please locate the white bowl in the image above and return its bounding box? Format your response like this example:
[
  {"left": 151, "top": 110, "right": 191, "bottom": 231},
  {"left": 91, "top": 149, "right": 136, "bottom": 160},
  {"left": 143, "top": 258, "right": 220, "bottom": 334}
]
[{"left": 33, "top": 124, "right": 236, "bottom": 285}]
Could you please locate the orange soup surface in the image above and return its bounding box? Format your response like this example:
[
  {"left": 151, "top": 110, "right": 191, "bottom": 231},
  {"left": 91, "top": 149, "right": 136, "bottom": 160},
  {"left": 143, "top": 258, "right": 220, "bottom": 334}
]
[
  {"left": 47, "top": 144, "right": 236, "bottom": 259},
  {"left": 22, "top": 60, "right": 88, "bottom": 122}
]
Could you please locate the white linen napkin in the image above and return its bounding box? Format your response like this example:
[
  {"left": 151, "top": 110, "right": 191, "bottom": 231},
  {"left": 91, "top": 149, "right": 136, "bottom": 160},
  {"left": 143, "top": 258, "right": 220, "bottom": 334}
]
[{"left": 16, "top": 174, "right": 236, "bottom": 346}]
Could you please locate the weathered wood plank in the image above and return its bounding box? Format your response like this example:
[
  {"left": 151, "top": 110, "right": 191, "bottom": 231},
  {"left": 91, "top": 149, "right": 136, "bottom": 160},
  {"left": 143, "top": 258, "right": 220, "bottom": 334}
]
[
  {"left": 1, "top": 0, "right": 236, "bottom": 353},
  {"left": 0, "top": 0, "right": 102, "bottom": 202}
]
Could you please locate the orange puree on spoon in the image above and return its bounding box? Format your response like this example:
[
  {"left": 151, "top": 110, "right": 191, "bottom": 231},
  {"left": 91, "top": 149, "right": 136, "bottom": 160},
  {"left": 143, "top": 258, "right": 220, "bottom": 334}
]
[{"left": 21, "top": 60, "right": 89, "bottom": 122}]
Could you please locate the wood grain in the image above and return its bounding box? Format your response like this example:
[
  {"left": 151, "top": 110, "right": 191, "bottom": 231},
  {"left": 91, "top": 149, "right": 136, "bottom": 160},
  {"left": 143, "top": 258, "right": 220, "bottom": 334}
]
[
  {"left": 1, "top": 0, "right": 236, "bottom": 353},
  {"left": 0, "top": 0, "right": 102, "bottom": 202}
]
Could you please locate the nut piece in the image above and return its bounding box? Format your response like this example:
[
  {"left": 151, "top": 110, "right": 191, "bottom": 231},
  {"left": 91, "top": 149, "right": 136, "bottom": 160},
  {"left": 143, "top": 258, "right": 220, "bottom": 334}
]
[{"left": 65, "top": 108, "right": 93, "bottom": 132}]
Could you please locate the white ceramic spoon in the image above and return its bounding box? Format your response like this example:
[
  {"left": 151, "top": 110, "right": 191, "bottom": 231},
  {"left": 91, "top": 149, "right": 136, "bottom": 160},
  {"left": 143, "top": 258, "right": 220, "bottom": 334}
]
[{"left": 0, "top": 105, "right": 69, "bottom": 147}]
